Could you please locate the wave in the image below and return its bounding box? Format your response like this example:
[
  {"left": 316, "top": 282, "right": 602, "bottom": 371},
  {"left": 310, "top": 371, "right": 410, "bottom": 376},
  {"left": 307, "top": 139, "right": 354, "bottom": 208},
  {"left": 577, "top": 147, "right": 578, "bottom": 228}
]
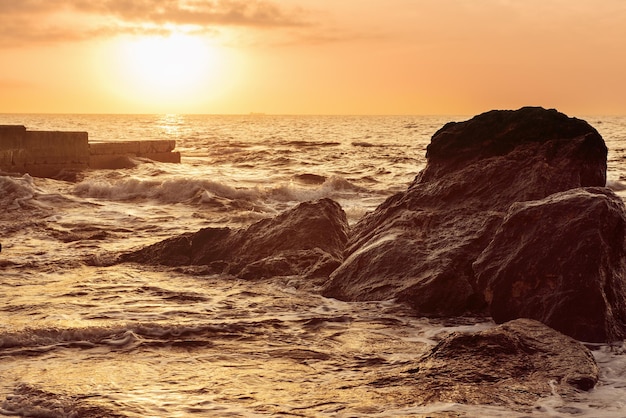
[
  {"left": 72, "top": 175, "right": 370, "bottom": 207},
  {"left": 351, "top": 141, "right": 399, "bottom": 148},
  {"left": 267, "top": 175, "right": 369, "bottom": 203},
  {"left": 0, "top": 174, "right": 39, "bottom": 210},
  {"left": 0, "top": 174, "right": 76, "bottom": 212},
  {"left": 0, "top": 314, "right": 350, "bottom": 360},
  {"left": 1, "top": 384, "right": 126, "bottom": 418},
  {"left": 284, "top": 140, "right": 341, "bottom": 148},
  {"left": 73, "top": 177, "right": 258, "bottom": 204},
  {"left": 352, "top": 141, "right": 382, "bottom": 148},
  {"left": 293, "top": 173, "right": 327, "bottom": 185},
  {"left": 0, "top": 322, "right": 262, "bottom": 357}
]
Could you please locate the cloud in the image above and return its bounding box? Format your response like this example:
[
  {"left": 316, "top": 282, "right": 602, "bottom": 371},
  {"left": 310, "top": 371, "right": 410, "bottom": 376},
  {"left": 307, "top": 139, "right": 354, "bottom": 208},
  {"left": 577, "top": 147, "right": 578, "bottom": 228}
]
[
  {"left": 0, "top": 0, "right": 65, "bottom": 14},
  {"left": 0, "top": 0, "right": 310, "bottom": 47},
  {"left": 74, "top": 0, "right": 309, "bottom": 27}
]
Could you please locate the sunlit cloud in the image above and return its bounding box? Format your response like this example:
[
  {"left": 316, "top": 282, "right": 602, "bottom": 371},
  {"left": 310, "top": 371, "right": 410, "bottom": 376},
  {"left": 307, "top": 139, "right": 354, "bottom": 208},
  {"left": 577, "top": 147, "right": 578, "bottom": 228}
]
[
  {"left": 0, "top": 0, "right": 310, "bottom": 47},
  {"left": 72, "top": 0, "right": 309, "bottom": 27}
]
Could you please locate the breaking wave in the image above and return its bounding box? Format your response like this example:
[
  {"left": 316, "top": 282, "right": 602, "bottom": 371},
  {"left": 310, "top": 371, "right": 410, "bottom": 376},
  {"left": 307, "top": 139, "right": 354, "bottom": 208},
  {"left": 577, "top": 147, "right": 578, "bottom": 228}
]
[
  {"left": 72, "top": 175, "right": 370, "bottom": 207},
  {"left": 0, "top": 174, "right": 76, "bottom": 212}
]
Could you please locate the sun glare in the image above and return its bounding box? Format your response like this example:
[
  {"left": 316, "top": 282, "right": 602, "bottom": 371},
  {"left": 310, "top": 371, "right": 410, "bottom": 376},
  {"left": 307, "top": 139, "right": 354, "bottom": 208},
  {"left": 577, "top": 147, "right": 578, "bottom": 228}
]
[{"left": 111, "top": 33, "right": 223, "bottom": 109}]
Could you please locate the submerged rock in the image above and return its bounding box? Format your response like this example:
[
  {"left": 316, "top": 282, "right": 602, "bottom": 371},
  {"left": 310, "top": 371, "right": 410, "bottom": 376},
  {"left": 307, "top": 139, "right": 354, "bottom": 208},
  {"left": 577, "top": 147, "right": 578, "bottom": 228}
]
[
  {"left": 323, "top": 107, "right": 607, "bottom": 316},
  {"left": 121, "top": 198, "right": 349, "bottom": 281},
  {"left": 473, "top": 187, "right": 626, "bottom": 343},
  {"left": 373, "top": 319, "right": 599, "bottom": 411}
]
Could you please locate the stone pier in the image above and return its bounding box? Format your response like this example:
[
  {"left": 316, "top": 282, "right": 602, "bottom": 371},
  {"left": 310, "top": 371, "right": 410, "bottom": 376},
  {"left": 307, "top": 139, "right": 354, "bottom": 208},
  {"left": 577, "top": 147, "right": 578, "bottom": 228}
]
[{"left": 0, "top": 125, "right": 181, "bottom": 179}]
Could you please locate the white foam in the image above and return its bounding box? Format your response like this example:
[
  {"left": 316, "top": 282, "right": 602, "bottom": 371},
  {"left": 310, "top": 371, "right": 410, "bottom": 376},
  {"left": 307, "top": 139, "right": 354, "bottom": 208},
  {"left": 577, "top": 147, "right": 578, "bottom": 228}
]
[
  {"left": 0, "top": 174, "right": 75, "bottom": 211},
  {"left": 72, "top": 176, "right": 260, "bottom": 204},
  {"left": 70, "top": 174, "right": 373, "bottom": 218},
  {"left": 0, "top": 175, "right": 37, "bottom": 209}
]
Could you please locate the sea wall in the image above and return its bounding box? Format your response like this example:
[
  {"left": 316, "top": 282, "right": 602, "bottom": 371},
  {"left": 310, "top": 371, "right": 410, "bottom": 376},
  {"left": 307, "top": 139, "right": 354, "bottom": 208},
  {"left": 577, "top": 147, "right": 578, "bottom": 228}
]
[
  {"left": 0, "top": 125, "right": 89, "bottom": 178},
  {"left": 0, "top": 125, "right": 180, "bottom": 179}
]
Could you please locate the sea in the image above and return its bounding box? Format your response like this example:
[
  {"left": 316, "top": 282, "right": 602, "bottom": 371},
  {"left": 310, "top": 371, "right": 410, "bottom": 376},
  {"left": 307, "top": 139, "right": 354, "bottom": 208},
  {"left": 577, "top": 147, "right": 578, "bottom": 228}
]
[{"left": 1, "top": 113, "right": 626, "bottom": 417}]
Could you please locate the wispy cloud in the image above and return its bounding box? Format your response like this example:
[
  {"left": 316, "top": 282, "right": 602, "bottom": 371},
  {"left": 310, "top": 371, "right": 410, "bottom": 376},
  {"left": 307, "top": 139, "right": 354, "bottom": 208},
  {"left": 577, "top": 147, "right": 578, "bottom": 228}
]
[
  {"left": 73, "top": 0, "right": 308, "bottom": 27},
  {"left": 0, "top": 0, "right": 310, "bottom": 47}
]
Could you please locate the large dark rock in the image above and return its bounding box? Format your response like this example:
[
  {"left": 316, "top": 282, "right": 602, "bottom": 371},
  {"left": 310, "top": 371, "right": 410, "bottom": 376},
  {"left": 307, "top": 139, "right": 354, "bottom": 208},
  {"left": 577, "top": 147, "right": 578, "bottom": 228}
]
[
  {"left": 373, "top": 319, "right": 599, "bottom": 411},
  {"left": 121, "top": 198, "right": 349, "bottom": 281},
  {"left": 473, "top": 187, "right": 626, "bottom": 342},
  {"left": 323, "top": 107, "right": 607, "bottom": 316}
]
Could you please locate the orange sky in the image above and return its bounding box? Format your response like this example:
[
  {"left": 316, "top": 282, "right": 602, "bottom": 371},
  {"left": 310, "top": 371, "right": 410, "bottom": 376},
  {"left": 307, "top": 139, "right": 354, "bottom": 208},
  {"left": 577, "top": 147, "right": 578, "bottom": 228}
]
[{"left": 1, "top": 0, "right": 625, "bottom": 115}]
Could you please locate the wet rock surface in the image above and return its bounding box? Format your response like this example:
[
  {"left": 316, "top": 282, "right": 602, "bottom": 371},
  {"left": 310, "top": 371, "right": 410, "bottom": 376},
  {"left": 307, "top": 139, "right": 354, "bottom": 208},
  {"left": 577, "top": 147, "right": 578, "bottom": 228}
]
[
  {"left": 323, "top": 107, "right": 608, "bottom": 316},
  {"left": 373, "top": 319, "right": 599, "bottom": 411},
  {"left": 110, "top": 108, "right": 620, "bottom": 411},
  {"left": 121, "top": 198, "right": 349, "bottom": 281},
  {"left": 474, "top": 187, "right": 626, "bottom": 343},
  {"left": 119, "top": 107, "right": 625, "bottom": 344}
]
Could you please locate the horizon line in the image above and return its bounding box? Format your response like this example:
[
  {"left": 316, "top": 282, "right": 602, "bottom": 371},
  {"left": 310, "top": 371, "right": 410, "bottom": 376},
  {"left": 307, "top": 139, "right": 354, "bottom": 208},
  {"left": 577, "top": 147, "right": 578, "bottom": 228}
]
[{"left": 2, "top": 111, "right": 625, "bottom": 118}]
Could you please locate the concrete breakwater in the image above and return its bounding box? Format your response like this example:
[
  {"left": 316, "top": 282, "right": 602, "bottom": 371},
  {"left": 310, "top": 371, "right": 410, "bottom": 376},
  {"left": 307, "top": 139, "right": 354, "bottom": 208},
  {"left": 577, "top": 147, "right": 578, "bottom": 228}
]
[{"left": 0, "top": 125, "right": 180, "bottom": 179}]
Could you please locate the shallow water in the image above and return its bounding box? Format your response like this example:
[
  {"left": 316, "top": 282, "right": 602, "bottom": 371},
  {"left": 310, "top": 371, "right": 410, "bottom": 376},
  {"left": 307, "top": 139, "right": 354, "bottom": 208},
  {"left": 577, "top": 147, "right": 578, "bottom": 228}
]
[{"left": 2, "top": 114, "right": 626, "bottom": 417}]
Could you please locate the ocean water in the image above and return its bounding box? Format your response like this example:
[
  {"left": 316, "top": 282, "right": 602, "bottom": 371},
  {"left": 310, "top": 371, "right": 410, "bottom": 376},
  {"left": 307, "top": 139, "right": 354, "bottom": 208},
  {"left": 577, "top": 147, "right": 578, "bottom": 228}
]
[{"left": 1, "top": 113, "right": 626, "bottom": 417}]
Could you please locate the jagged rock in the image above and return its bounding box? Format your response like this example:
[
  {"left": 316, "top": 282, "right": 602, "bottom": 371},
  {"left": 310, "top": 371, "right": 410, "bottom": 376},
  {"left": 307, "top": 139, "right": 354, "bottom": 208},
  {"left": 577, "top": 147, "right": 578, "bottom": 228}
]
[
  {"left": 120, "top": 198, "right": 349, "bottom": 281},
  {"left": 373, "top": 319, "right": 599, "bottom": 411},
  {"left": 473, "top": 187, "right": 626, "bottom": 342},
  {"left": 323, "top": 107, "right": 607, "bottom": 316}
]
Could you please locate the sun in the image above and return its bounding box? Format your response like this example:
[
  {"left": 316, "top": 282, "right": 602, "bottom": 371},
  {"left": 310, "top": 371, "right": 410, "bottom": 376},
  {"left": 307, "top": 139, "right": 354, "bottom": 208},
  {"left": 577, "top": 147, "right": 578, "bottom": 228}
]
[{"left": 111, "top": 33, "right": 223, "bottom": 108}]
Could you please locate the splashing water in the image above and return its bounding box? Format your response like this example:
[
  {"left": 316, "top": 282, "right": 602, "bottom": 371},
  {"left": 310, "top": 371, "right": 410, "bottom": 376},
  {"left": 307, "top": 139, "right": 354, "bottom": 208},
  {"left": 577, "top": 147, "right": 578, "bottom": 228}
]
[{"left": 1, "top": 114, "right": 626, "bottom": 417}]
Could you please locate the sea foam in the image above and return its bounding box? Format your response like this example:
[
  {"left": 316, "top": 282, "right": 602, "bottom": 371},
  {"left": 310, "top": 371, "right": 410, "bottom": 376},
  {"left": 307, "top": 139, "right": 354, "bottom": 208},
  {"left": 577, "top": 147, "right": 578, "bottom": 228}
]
[{"left": 72, "top": 174, "right": 370, "bottom": 208}]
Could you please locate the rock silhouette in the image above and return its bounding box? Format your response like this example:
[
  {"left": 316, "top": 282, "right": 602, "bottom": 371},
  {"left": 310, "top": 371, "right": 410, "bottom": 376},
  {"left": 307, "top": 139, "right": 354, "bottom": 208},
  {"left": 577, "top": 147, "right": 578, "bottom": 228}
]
[
  {"left": 111, "top": 108, "right": 626, "bottom": 412},
  {"left": 118, "top": 107, "right": 626, "bottom": 344},
  {"left": 323, "top": 107, "right": 608, "bottom": 316},
  {"left": 374, "top": 319, "right": 599, "bottom": 411},
  {"left": 121, "top": 198, "right": 349, "bottom": 281},
  {"left": 474, "top": 187, "right": 626, "bottom": 343}
]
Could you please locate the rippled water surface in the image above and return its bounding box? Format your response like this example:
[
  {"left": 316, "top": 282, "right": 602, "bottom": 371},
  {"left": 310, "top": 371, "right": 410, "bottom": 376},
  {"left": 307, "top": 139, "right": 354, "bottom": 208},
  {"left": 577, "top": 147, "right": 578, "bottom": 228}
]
[{"left": 2, "top": 113, "right": 626, "bottom": 417}]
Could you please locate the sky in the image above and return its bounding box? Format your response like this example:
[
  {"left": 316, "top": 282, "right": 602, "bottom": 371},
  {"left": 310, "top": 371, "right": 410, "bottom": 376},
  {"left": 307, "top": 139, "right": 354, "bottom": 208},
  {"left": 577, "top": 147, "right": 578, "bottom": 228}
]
[{"left": 0, "top": 0, "right": 625, "bottom": 115}]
